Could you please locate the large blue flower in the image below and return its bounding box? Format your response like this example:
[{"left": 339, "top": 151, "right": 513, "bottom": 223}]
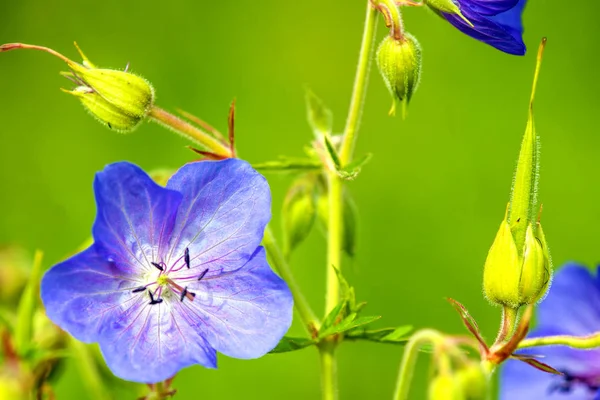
[
  {"left": 437, "top": 0, "right": 527, "bottom": 55},
  {"left": 41, "top": 159, "right": 293, "bottom": 383},
  {"left": 500, "top": 264, "right": 600, "bottom": 399}
]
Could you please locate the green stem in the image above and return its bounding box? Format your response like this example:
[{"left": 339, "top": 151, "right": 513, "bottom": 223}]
[
  {"left": 338, "top": 2, "right": 379, "bottom": 165},
  {"left": 319, "top": 343, "right": 338, "bottom": 400},
  {"left": 264, "top": 226, "right": 319, "bottom": 333},
  {"left": 493, "top": 306, "right": 519, "bottom": 346},
  {"left": 518, "top": 332, "right": 600, "bottom": 350},
  {"left": 149, "top": 106, "right": 232, "bottom": 157},
  {"left": 392, "top": 329, "right": 445, "bottom": 400},
  {"left": 320, "top": 3, "right": 378, "bottom": 399}
]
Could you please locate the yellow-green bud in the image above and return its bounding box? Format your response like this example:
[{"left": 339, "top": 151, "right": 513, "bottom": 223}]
[
  {"left": 455, "top": 364, "right": 488, "bottom": 400},
  {"left": 482, "top": 39, "right": 551, "bottom": 309},
  {"left": 61, "top": 52, "right": 154, "bottom": 132},
  {"left": 376, "top": 33, "right": 422, "bottom": 117},
  {"left": 0, "top": 246, "right": 30, "bottom": 305},
  {"left": 0, "top": 43, "right": 154, "bottom": 132},
  {"left": 0, "top": 375, "right": 25, "bottom": 400},
  {"left": 483, "top": 218, "right": 550, "bottom": 308},
  {"left": 428, "top": 374, "right": 464, "bottom": 400}
]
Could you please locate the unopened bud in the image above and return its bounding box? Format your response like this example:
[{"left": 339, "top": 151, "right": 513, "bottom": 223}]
[
  {"left": 376, "top": 33, "right": 422, "bottom": 117},
  {"left": 0, "top": 43, "right": 155, "bottom": 132},
  {"left": 0, "top": 375, "right": 25, "bottom": 400},
  {"left": 455, "top": 364, "right": 488, "bottom": 400},
  {"left": 282, "top": 175, "right": 318, "bottom": 256},
  {"left": 483, "top": 40, "right": 551, "bottom": 309},
  {"left": 0, "top": 246, "right": 30, "bottom": 305},
  {"left": 428, "top": 373, "right": 464, "bottom": 400}
]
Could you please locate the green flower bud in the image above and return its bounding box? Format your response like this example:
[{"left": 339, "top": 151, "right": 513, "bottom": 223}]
[
  {"left": 61, "top": 46, "right": 154, "bottom": 132},
  {"left": 282, "top": 175, "right": 318, "bottom": 257},
  {"left": 482, "top": 39, "right": 551, "bottom": 309},
  {"left": 455, "top": 364, "right": 488, "bottom": 400},
  {"left": 428, "top": 374, "right": 464, "bottom": 400},
  {"left": 483, "top": 218, "right": 550, "bottom": 308},
  {"left": 0, "top": 43, "right": 154, "bottom": 132},
  {"left": 376, "top": 33, "right": 422, "bottom": 117}
]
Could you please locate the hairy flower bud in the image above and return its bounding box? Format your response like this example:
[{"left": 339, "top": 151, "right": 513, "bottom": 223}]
[
  {"left": 482, "top": 39, "right": 551, "bottom": 309},
  {"left": 376, "top": 33, "right": 422, "bottom": 117},
  {"left": 455, "top": 364, "right": 488, "bottom": 400},
  {"left": 0, "top": 246, "right": 30, "bottom": 305},
  {"left": 61, "top": 46, "right": 154, "bottom": 132},
  {"left": 0, "top": 43, "right": 154, "bottom": 132},
  {"left": 428, "top": 373, "right": 463, "bottom": 400}
]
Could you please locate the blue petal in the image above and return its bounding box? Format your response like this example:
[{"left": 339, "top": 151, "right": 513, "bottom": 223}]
[
  {"left": 165, "top": 159, "right": 271, "bottom": 274},
  {"left": 460, "top": 0, "right": 520, "bottom": 16},
  {"left": 172, "top": 247, "right": 293, "bottom": 359},
  {"left": 443, "top": 0, "right": 526, "bottom": 55},
  {"left": 501, "top": 353, "right": 599, "bottom": 400},
  {"left": 93, "top": 162, "right": 182, "bottom": 273},
  {"left": 41, "top": 245, "right": 143, "bottom": 343},
  {"left": 537, "top": 264, "right": 600, "bottom": 336},
  {"left": 97, "top": 300, "right": 217, "bottom": 383}
]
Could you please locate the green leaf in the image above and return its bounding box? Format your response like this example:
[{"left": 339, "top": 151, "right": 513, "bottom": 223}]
[
  {"left": 337, "top": 153, "right": 373, "bottom": 180},
  {"left": 305, "top": 88, "right": 333, "bottom": 138},
  {"left": 324, "top": 135, "right": 342, "bottom": 170},
  {"left": 319, "top": 301, "right": 348, "bottom": 335},
  {"left": 319, "top": 314, "right": 381, "bottom": 338},
  {"left": 253, "top": 157, "right": 322, "bottom": 173},
  {"left": 346, "top": 325, "right": 413, "bottom": 344},
  {"left": 15, "top": 250, "right": 43, "bottom": 356},
  {"left": 269, "top": 336, "right": 317, "bottom": 354}
]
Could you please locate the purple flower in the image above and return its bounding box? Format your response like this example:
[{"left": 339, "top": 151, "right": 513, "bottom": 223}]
[
  {"left": 41, "top": 159, "right": 293, "bottom": 383},
  {"left": 439, "top": 0, "right": 527, "bottom": 55},
  {"left": 500, "top": 264, "right": 600, "bottom": 399}
]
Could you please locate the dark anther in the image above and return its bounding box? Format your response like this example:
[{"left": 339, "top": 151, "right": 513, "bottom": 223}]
[
  {"left": 197, "top": 268, "right": 209, "bottom": 281},
  {"left": 107, "top": 122, "right": 112, "bottom": 129},
  {"left": 148, "top": 291, "right": 163, "bottom": 305},
  {"left": 132, "top": 286, "right": 146, "bottom": 293},
  {"left": 180, "top": 287, "right": 188, "bottom": 302},
  {"left": 184, "top": 247, "right": 190, "bottom": 269},
  {"left": 151, "top": 262, "right": 164, "bottom": 271}
]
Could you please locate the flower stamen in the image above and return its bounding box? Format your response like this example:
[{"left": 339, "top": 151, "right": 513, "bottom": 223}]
[
  {"left": 151, "top": 261, "right": 164, "bottom": 271},
  {"left": 184, "top": 247, "right": 190, "bottom": 269},
  {"left": 197, "top": 268, "right": 209, "bottom": 281},
  {"left": 131, "top": 286, "right": 147, "bottom": 293}
]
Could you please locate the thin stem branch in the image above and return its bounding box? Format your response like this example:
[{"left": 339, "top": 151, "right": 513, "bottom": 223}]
[
  {"left": 149, "top": 106, "right": 232, "bottom": 157},
  {"left": 264, "top": 226, "right": 320, "bottom": 334},
  {"left": 518, "top": 332, "right": 600, "bottom": 350},
  {"left": 320, "top": 3, "right": 379, "bottom": 400},
  {"left": 493, "top": 306, "right": 519, "bottom": 346},
  {"left": 338, "top": 3, "right": 379, "bottom": 165},
  {"left": 392, "top": 329, "right": 445, "bottom": 400}
]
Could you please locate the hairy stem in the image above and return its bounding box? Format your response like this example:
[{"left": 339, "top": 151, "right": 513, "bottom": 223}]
[
  {"left": 264, "top": 226, "right": 319, "bottom": 333},
  {"left": 149, "top": 106, "right": 232, "bottom": 157},
  {"left": 518, "top": 332, "right": 600, "bottom": 350},
  {"left": 493, "top": 306, "right": 519, "bottom": 346}
]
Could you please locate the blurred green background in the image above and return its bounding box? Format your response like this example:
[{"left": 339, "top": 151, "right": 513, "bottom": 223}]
[{"left": 1, "top": 0, "right": 599, "bottom": 398}]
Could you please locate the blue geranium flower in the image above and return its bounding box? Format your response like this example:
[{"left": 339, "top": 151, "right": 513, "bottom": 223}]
[
  {"left": 435, "top": 0, "right": 527, "bottom": 55},
  {"left": 41, "top": 159, "right": 293, "bottom": 383},
  {"left": 500, "top": 264, "right": 600, "bottom": 399}
]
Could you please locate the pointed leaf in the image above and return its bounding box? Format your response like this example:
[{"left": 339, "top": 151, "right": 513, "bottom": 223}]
[
  {"left": 447, "top": 298, "right": 489, "bottom": 353},
  {"left": 319, "top": 301, "right": 348, "bottom": 335},
  {"left": 282, "top": 175, "right": 318, "bottom": 256},
  {"left": 269, "top": 336, "right": 317, "bottom": 354},
  {"left": 345, "top": 325, "right": 413, "bottom": 344},
  {"left": 337, "top": 153, "right": 373, "bottom": 180},
  {"left": 305, "top": 88, "right": 333, "bottom": 138},
  {"left": 511, "top": 354, "right": 562, "bottom": 375},
  {"left": 319, "top": 315, "right": 381, "bottom": 338},
  {"left": 324, "top": 136, "right": 342, "bottom": 170}
]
